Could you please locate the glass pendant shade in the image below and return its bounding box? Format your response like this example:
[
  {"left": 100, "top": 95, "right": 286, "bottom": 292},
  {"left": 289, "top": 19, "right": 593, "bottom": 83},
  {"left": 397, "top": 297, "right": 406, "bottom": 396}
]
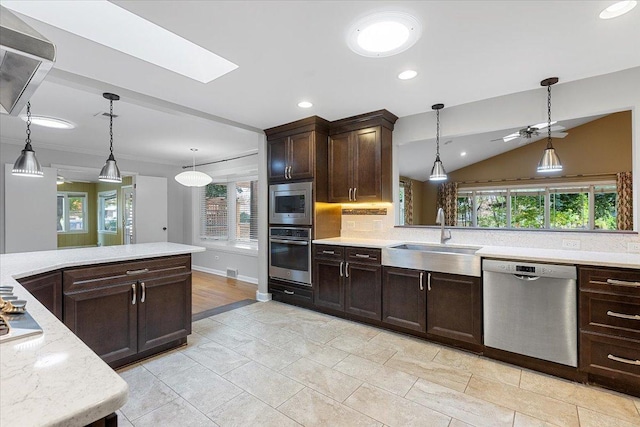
[
  {"left": 12, "top": 142, "right": 43, "bottom": 177},
  {"left": 175, "top": 170, "right": 212, "bottom": 187},
  {"left": 430, "top": 156, "right": 447, "bottom": 181},
  {"left": 537, "top": 145, "right": 563, "bottom": 173},
  {"left": 99, "top": 153, "right": 122, "bottom": 183}
]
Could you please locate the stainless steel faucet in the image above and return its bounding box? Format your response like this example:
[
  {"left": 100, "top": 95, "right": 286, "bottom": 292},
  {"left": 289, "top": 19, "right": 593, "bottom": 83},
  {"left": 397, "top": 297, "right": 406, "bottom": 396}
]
[{"left": 436, "top": 208, "right": 452, "bottom": 244}]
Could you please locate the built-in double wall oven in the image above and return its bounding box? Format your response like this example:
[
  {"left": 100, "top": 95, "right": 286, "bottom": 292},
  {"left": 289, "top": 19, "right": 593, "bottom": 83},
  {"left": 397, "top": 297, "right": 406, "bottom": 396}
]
[{"left": 268, "top": 181, "right": 313, "bottom": 286}]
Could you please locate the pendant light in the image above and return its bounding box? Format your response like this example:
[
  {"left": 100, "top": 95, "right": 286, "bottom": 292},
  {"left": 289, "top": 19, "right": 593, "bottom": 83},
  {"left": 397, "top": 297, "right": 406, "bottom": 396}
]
[
  {"left": 537, "top": 77, "right": 562, "bottom": 173},
  {"left": 429, "top": 103, "right": 447, "bottom": 181},
  {"left": 175, "top": 148, "right": 213, "bottom": 187},
  {"left": 99, "top": 93, "right": 122, "bottom": 183},
  {"left": 12, "top": 102, "right": 43, "bottom": 177}
]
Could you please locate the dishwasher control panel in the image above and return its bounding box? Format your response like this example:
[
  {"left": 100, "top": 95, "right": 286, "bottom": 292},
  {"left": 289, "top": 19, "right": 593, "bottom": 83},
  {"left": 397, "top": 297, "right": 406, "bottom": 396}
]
[{"left": 483, "top": 259, "right": 576, "bottom": 280}]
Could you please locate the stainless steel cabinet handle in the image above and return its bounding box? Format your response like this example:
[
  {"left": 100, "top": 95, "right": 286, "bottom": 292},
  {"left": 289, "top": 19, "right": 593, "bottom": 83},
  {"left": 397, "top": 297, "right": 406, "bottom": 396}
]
[
  {"left": 354, "top": 254, "right": 370, "bottom": 259},
  {"left": 323, "top": 250, "right": 335, "bottom": 255},
  {"left": 339, "top": 261, "right": 344, "bottom": 277},
  {"left": 608, "top": 354, "right": 640, "bottom": 365},
  {"left": 353, "top": 187, "right": 357, "bottom": 201},
  {"left": 284, "top": 166, "right": 288, "bottom": 180},
  {"left": 427, "top": 272, "right": 432, "bottom": 291},
  {"left": 607, "top": 310, "right": 640, "bottom": 321},
  {"left": 288, "top": 165, "right": 293, "bottom": 179},
  {"left": 345, "top": 262, "right": 350, "bottom": 278},
  {"left": 284, "top": 290, "right": 294, "bottom": 295},
  {"left": 140, "top": 282, "right": 146, "bottom": 303},
  {"left": 349, "top": 188, "right": 353, "bottom": 201},
  {"left": 607, "top": 278, "right": 640, "bottom": 288},
  {"left": 126, "top": 268, "right": 149, "bottom": 275},
  {"left": 131, "top": 284, "right": 136, "bottom": 305},
  {"left": 419, "top": 272, "right": 424, "bottom": 291}
]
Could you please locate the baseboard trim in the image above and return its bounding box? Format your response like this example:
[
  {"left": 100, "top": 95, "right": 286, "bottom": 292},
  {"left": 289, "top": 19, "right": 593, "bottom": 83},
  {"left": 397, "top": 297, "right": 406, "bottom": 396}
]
[
  {"left": 256, "top": 291, "right": 272, "bottom": 302},
  {"left": 192, "top": 265, "right": 258, "bottom": 285}
]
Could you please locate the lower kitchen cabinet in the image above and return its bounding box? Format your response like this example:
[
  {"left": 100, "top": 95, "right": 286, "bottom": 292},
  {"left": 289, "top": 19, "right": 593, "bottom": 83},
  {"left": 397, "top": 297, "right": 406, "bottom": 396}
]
[
  {"left": 270, "top": 280, "right": 314, "bottom": 308},
  {"left": 382, "top": 266, "right": 426, "bottom": 333},
  {"left": 345, "top": 260, "right": 381, "bottom": 320},
  {"left": 313, "top": 256, "right": 344, "bottom": 311},
  {"left": 427, "top": 272, "right": 482, "bottom": 346},
  {"left": 62, "top": 255, "right": 192, "bottom": 368},
  {"left": 17, "top": 270, "right": 63, "bottom": 320}
]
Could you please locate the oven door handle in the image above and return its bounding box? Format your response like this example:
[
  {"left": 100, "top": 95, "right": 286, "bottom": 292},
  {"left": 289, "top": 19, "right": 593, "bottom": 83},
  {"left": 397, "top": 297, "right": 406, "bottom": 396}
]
[{"left": 270, "top": 238, "right": 309, "bottom": 246}]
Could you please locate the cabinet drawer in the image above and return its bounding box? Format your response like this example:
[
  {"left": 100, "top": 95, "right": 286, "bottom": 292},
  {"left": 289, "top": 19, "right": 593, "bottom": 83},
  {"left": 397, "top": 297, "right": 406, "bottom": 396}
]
[
  {"left": 346, "top": 247, "right": 381, "bottom": 265},
  {"left": 580, "top": 291, "right": 640, "bottom": 340},
  {"left": 63, "top": 255, "right": 191, "bottom": 293},
  {"left": 314, "top": 245, "right": 344, "bottom": 260},
  {"left": 270, "top": 282, "right": 313, "bottom": 307},
  {"left": 580, "top": 332, "right": 640, "bottom": 386},
  {"left": 579, "top": 266, "right": 640, "bottom": 297}
]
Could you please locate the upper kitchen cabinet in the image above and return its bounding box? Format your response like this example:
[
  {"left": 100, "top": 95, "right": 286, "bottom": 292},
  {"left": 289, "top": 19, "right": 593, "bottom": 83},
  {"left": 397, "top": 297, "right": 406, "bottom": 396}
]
[
  {"left": 265, "top": 116, "right": 330, "bottom": 184},
  {"left": 328, "top": 110, "right": 397, "bottom": 203}
]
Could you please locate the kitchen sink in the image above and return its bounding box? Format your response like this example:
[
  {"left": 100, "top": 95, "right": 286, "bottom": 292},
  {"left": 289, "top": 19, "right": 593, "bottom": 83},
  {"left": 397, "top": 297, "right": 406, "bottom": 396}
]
[{"left": 382, "top": 243, "right": 481, "bottom": 277}]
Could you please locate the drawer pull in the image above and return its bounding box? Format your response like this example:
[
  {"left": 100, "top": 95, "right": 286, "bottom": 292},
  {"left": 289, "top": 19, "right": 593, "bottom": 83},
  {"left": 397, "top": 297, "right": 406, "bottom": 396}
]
[
  {"left": 284, "top": 290, "right": 294, "bottom": 295},
  {"left": 606, "top": 278, "right": 640, "bottom": 288},
  {"left": 608, "top": 354, "right": 640, "bottom": 366},
  {"left": 607, "top": 310, "right": 640, "bottom": 321},
  {"left": 354, "top": 254, "right": 370, "bottom": 259},
  {"left": 322, "top": 250, "right": 335, "bottom": 255},
  {"left": 126, "top": 268, "right": 149, "bottom": 275},
  {"left": 131, "top": 284, "right": 136, "bottom": 305}
]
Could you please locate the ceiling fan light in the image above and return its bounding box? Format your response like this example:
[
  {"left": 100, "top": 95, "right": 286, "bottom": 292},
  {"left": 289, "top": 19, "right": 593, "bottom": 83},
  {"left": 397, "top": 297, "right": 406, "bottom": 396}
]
[
  {"left": 537, "top": 147, "right": 563, "bottom": 173},
  {"left": 175, "top": 170, "right": 212, "bottom": 187},
  {"left": 99, "top": 153, "right": 122, "bottom": 183},
  {"left": 430, "top": 157, "right": 447, "bottom": 181}
]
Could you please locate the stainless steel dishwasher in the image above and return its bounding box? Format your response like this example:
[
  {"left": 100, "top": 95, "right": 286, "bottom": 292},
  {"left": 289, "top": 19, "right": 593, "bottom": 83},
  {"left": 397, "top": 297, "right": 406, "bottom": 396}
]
[{"left": 483, "top": 259, "right": 577, "bottom": 367}]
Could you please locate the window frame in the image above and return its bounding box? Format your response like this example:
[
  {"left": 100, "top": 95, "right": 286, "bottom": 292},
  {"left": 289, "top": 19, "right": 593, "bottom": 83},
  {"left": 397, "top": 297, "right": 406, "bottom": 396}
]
[
  {"left": 98, "top": 190, "right": 118, "bottom": 234},
  {"left": 57, "top": 192, "right": 88, "bottom": 234}
]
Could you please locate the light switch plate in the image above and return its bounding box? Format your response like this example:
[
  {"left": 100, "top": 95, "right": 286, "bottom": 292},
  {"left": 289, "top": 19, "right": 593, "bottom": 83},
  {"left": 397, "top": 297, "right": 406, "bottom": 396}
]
[{"left": 562, "top": 239, "right": 581, "bottom": 249}]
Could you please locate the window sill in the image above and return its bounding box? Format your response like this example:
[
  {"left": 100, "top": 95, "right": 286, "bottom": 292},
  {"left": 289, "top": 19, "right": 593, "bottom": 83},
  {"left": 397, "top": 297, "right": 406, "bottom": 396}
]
[
  {"left": 198, "top": 240, "right": 259, "bottom": 256},
  {"left": 58, "top": 231, "right": 88, "bottom": 235}
]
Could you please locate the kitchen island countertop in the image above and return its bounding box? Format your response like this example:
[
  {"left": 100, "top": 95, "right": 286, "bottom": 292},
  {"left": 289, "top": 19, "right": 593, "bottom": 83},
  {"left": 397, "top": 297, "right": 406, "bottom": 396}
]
[{"left": 0, "top": 242, "right": 205, "bottom": 427}]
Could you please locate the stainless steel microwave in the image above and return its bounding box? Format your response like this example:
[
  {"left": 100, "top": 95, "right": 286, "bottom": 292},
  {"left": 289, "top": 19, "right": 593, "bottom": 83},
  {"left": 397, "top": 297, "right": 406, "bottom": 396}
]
[{"left": 269, "top": 181, "right": 312, "bottom": 225}]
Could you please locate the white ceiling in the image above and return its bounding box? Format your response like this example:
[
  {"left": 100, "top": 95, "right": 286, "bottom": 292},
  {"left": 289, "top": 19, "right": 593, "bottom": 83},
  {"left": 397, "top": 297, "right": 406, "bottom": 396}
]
[{"left": 0, "top": 1, "right": 639, "bottom": 167}]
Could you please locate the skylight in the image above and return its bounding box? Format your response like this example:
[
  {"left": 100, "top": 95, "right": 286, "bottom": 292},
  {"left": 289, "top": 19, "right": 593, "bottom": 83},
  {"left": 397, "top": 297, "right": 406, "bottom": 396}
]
[{"left": 3, "top": 0, "right": 238, "bottom": 83}]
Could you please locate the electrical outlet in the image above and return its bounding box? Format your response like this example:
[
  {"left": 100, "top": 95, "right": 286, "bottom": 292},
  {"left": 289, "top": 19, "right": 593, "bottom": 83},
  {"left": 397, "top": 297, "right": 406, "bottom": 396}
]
[
  {"left": 628, "top": 242, "right": 640, "bottom": 253},
  {"left": 214, "top": 255, "right": 219, "bottom": 260},
  {"left": 346, "top": 221, "right": 356, "bottom": 230},
  {"left": 562, "top": 239, "right": 581, "bottom": 249}
]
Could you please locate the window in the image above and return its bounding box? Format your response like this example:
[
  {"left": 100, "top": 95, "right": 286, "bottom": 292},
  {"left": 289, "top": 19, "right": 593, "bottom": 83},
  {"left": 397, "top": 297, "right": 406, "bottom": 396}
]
[
  {"left": 98, "top": 191, "right": 118, "bottom": 233},
  {"left": 456, "top": 181, "right": 618, "bottom": 231},
  {"left": 200, "top": 179, "right": 258, "bottom": 244},
  {"left": 57, "top": 192, "right": 88, "bottom": 233}
]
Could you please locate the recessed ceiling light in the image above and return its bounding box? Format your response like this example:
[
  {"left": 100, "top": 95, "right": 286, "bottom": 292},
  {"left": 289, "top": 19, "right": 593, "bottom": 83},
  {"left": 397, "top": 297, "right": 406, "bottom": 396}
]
[
  {"left": 347, "top": 12, "right": 422, "bottom": 57},
  {"left": 398, "top": 70, "right": 418, "bottom": 80},
  {"left": 3, "top": 0, "right": 238, "bottom": 83},
  {"left": 298, "top": 101, "right": 313, "bottom": 108},
  {"left": 21, "top": 115, "right": 75, "bottom": 129},
  {"left": 460, "top": 152, "right": 467, "bottom": 157},
  {"left": 599, "top": 1, "right": 637, "bottom": 19}
]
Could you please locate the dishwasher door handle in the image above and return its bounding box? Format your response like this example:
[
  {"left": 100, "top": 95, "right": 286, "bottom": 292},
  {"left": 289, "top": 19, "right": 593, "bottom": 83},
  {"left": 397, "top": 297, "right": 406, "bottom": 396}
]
[{"left": 513, "top": 274, "right": 541, "bottom": 281}]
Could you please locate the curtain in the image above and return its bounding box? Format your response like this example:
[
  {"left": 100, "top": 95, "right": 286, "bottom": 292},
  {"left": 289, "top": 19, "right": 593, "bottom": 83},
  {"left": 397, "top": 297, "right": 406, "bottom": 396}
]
[
  {"left": 616, "top": 171, "right": 633, "bottom": 230},
  {"left": 401, "top": 180, "right": 413, "bottom": 225},
  {"left": 437, "top": 182, "right": 458, "bottom": 226}
]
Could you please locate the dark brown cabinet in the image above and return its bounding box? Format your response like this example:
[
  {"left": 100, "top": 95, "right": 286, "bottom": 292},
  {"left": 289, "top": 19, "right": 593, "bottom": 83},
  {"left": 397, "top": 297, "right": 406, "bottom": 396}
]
[
  {"left": 313, "top": 245, "right": 382, "bottom": 320},
  {"left": 63, "top": 255, "right": 192, "bottom": 368},
  {"left": 17, "top": 270, "right": 62, "bottom": 320},
  {"left": 270, "top": 280, "right": 314, "bottom": 308},
  {"left": 382, "top": 266, "right": 426, "bottom": 333},
  {"left": 426, "top": 272, "right": 482, "bottom": 346},
  {"left": 578, "top": 266, "right": 640, "bottom": 396}
]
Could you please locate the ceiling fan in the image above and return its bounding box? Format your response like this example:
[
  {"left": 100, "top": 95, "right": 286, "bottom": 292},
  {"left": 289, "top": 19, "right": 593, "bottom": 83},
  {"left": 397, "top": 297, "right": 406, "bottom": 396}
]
[{"left": 493, "top": 121, "right": 568, "bottom": 143}]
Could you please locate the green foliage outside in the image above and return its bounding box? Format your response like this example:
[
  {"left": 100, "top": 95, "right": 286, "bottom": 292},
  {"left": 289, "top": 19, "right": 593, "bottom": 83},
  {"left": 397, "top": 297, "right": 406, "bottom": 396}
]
[
  {"left": 239, "top": 212, "right": 250, "bottom": 223},
  {"left": 476, "top": 195, "right": 507, "bottom": 227},
  {"left": 205, "top": 184, "right": 227, "bottom": 198}
]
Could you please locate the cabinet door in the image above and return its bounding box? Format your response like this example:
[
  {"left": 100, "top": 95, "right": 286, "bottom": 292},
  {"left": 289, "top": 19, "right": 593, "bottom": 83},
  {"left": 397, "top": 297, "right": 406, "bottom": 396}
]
[
  {"left": 64, "top": 282, "right": 137, "bottom": 364},
  {"left": 382, "top": 267, "right": 426, "bottom": 332},
  {"left": 18, "top": 271, "right": 62, "bottom": 320},
  {"left": 328, "top": 132, "right": 352, "bottom": 202},
  {"left": 427, "top": 272, "right": 482, "bottom": 345},
  {"left": 289, "top": 131, "right": 314, "bottom": 180},
  {"left": 345, "top": 263, "right": 381, "bottom": 320},
  {"left": 268, "top": 138, "right": 288, "bottom": 181},
  {"left": 137, "top": 273, "right": 192, "bottom": 353},
  {"left": 313, "top": 258, "right": 344, "bottom": 311},
  {"left": 352, "top": 127, "right": 382, "bottom": 202}
]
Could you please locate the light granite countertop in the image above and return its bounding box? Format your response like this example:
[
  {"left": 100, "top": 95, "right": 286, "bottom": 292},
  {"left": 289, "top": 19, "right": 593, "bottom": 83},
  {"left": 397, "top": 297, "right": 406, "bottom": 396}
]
[
  {"left": 313, "top": 238, "right": 639, "bottom": 269},
  {"left": 0, "top": 242, "right": 205, "bottom": 427}
]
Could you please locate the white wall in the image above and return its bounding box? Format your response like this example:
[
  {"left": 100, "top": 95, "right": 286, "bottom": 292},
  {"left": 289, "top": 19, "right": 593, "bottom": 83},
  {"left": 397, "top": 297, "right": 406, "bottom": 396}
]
[{"left": 0, "top": 142, "right": 185, "bottom": 253}]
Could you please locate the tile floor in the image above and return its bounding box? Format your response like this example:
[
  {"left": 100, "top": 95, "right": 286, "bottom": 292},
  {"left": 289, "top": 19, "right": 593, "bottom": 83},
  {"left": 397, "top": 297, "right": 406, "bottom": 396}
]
[{"left": 116, "top": 301, "right": 640, "bottom": 427}]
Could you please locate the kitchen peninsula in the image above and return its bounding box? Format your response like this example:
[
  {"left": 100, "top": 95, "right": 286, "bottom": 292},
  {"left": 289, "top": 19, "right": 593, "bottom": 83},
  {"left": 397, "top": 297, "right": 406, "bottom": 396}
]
[{"left": 0, "top": 242, "right": 204, "bottom": 427}]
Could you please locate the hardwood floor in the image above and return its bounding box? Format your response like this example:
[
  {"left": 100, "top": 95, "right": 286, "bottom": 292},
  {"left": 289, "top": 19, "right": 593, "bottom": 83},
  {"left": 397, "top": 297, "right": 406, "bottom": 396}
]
[{"left": 192, "top": 270, "right": 256, "bottom": 315}]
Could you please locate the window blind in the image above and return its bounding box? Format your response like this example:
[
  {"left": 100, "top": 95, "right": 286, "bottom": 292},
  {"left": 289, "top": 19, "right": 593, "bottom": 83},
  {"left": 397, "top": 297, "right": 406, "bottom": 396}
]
[{"left": 201, "top": 183, "right": 228, "bottom": 240}]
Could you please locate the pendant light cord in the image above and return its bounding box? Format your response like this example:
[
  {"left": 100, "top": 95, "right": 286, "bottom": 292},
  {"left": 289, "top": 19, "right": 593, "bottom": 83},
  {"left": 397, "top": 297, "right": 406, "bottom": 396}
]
[
  {"left": 109, "top": 99, "right": 114, "bottom": 155},
  {"left": 436, "top": 108, "right": 441, "bottom": 157},
  {"left": 25, "top": 102, "right": 32, "bottom": 146},
  {"left": 547, "top": 84, "right": 552, "bottom": 149}
]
